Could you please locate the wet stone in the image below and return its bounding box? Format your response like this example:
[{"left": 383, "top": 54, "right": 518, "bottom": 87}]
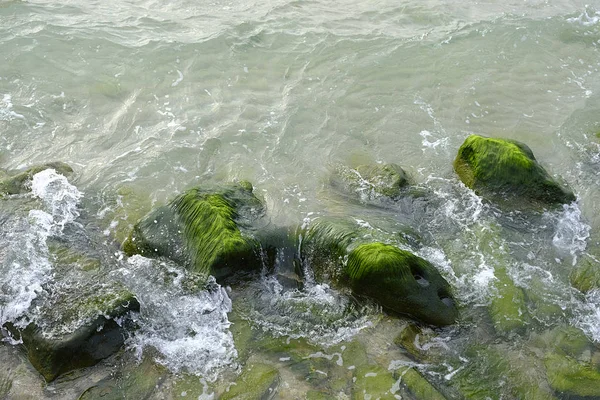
[{"left": 4, "top": 285, "right": 140, "bottom": 382}]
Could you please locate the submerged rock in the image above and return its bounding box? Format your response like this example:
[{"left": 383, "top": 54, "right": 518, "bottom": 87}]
[
  {"left": 123, "top": 182, "right": 266, "bottom": 279},
  {"left": 0, "top": 162, "right": 73, "bottom": 196},
  {"left": 220, "top": 363, "right": 280, "bottom": 400},
  {"left": 454, "top": 135, "right": 575, "bottom": 207},
  {"left": 303, "top": 218, "right": 458, "bottom": 326},
  {"left": 330, "top": 163, "right": 411, "bottom": 202},
  {"left": 5, "top": 285, "right": 139, "bottom": 382}
]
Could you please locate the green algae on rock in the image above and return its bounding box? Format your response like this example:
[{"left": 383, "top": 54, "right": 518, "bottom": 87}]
[
  {"left": 123, "top": 182, "right": 266, "bottom": 279},
  {"left": 5, "top": 285, "right": 140, "bottom": 382},
  {"left": 0, "top": 162, "right": 73, "bottom": 196},
  {"left": 303, "top": 218, "right": 458, "bottom": 326},
  {"left": 454, "top": 135, "right": 575, "bottom": 207},
  {"left": 220, "top": 363, "right": 280, "bottom": 400},
  {"left": 571, "top": 254, "right": 600, "bottom": 293},
  {"left": 330, "top": 163, "right": 411, "bottom": 202}
]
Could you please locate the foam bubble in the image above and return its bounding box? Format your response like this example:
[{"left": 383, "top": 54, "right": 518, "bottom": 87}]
[
  {"left": 567, "top": 8, "right": 600, "bottom": 26},
  {"left": 551, "top": 202, "right": 590, "bottom": 266},
  {"left": 573, "top": 289, "right": 600, "bottom": 343},
  {"left": 117, "top": 256, "right": 237, "bottom": 379},
  {"left": 0, "top": 169, "right": 82, "bottom": 329}
]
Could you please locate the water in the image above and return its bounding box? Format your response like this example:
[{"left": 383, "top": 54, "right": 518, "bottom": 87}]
[{"left": 1, "top": 0, "right": 600, "bottom": 398}]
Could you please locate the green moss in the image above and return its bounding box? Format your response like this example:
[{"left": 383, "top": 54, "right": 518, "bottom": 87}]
[
  {"left": 454, "top": 346, "right": 557, "bottom": 400},
  {"left": 394, "top": 324, "right": 427, "bottom": 360},
  {"left": 221, "top": 363, "right": 279, "bottom": 400},
  {"left": 48, "top": 243, "right": 101, "bottom": 272},
  {"left": 346, "top": 243, "right": 458, "bottom": 326},
  {"left": 490, "top": 267, "right": 528, "bottom": 334},
  {"left": 0, "top": 162, "right": 73, "bottom": 196},
  {"left": 454, "top": 135, "right": 575, "bottom": 207},
  {"left": 571, "top": 256, "right": 600, "bottom": 293},
  {"left": 123, "top": 182, "right": 265, "bottom": 278},
  {"left": 399, "top": 367, "right": 446, "bottom": 400},
  {"left": 352, "top": 365, "right": 398, "bottom": 400},
  {"left": 545, "top": 353, "right": 600, "bottom": 398}
]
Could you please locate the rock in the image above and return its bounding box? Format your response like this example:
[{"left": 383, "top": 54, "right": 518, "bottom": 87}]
[
  {"left": 123, "top": 182, "right": 266, "bottom": 279},
  {"left": 303, "top": 218, "right": 458, "bottom": 326},
  {"left": 352, "top": 365, "right": 398, "bottom": 400},
  {"left": 489, "top": 267, "right": 528, "bottom": 335},
  {"left": 454, "top": 135, "right": 575, "bottom": 207},
  {"left": 571, "top": 254, "right": 600, "bottom": 293},
  {"left": 0, "top": 162, "right": 73, "bottom": 196},
  {"left": 220, "top": 363, "right": 280, "bottom": 400},
  {"left": 545, "top": 353, "right": 600, "bottom": 398},
  {"left": 399, "top": 367, "right": 447, "bottom": 400},
  {"left": 330, "top": 163, "right": 410, "bottom": 202},
  {"left": 5, "top": 285, "right": 140, "bottom": 382}
]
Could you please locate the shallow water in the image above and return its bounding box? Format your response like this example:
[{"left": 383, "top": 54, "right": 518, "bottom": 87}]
[{"left": 1, "top": 0, "right": 600, "bottom": 398}]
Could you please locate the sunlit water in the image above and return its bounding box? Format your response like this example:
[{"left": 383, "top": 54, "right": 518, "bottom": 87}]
[{"left": 1, "top": 0, "right": 600, "bottom": 398}]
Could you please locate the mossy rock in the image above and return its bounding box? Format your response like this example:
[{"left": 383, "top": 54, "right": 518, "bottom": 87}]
[
  {"left": 123, "top": 182, "right": 266, "bottom": 279},
  {"left": 545, "top": 353, "right": 600, "bottom": 398},
  {"left": 331, "top": 163, "right": 411, "bottom": 201},
  {"left": 489, "top": 267, "right": 529, "bottom": 335},
  {"left": 394, "top": 324, "right": 429, "bottom": 361},
  {"left": 0, "top": 162, "right": 73, "bottom": 196},
  {"left": 78, "top": 354, "right": 168, "bottom": 399},
  {"left": 352, "top": 365, "right": 398, "bottom": 399},
  {"left": 220, "top": 363, "right": 279, "bottom": 400},
  {"left": 570, "top": 255, "right": 600, "bottom": 293},
  {"left": 5, "top": 285, "right": 139, "bottom": 382},
  {"left": 346, "top": 243, "right": 458, "bottom": 326},
  {"left": 454, "top": 135, "right": 575, "bottom": 207},
  {"left": 303, "top": 219, "right": 457, "bottom": 326},
  {"left": 454, "top": 345, "right": 557, "bottom": 400},
  {"left": 398, "top": 367, "right": 447, "bottom": 400}
]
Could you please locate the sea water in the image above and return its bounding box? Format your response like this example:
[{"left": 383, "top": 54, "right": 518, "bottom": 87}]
[{"left": 1, "top": 0, "right": 600, "bottom": 398}]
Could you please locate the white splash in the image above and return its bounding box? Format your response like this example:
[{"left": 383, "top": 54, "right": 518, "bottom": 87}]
[
  {"left": 567, "top": 9, "right": 600, "bottom": 26},
  {"left": 552, "top": 202, "right": 590, "bottom": 266},
  {"left": 0, "top": 169, "right": 81, "bottom": 330},
  {"left": 118, "top": 256, "right": 237, "bottom": 379}
]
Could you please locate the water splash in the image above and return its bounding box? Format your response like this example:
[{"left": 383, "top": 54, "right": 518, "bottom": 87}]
[
  {"left": 551, "top": 202, "right": 590, "bottom": 266},
  {"left": 0, "top": 169, "right": 81, "bottom": 331},
  {"left": 116, "top": 256, "right": 237, "bottom": 379}
]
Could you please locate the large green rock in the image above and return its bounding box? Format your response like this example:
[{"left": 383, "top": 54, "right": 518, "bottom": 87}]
[
  {"left": 454, "top": 135, "right": 575, "bottom": 207},
  {"left": 330, "top": 163, "right": 411, "bottom": 201},
  {"left": 5, "top": 285, "right": 139, "bottom": 382},
  {"left": 0, "top": 162, "right": 73, "bottom": 196},
  {"left": 123, "top": 182, "right": 266, "bottom": 279},
  {"left": 303, "top": 218, "right": 458, "bottom": 326}
]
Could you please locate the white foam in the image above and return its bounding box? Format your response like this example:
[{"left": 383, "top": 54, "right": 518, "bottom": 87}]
[
  {"left": 567, "top": 9, "right": 600, "bottom": 26},
  {"left": 573, "top": 289, "right": 600, "bottom": 343},
  {"left": 238, "top": 275, "right": 373, "bottom": 347},
  {"left": 118, "top": 256, "right": 237, "bottom": 379},
  {"left": 0, "top": 94, "right": 25, "bottom": 121},
  {"left": 552, "top": 202, "right": 590, "bottom": 266},
  {"left": 31, "top": 169, "right": 82, "bottom": 233},
  {"left": 0, "top": 169, "right": 81, "bottom": 330}
]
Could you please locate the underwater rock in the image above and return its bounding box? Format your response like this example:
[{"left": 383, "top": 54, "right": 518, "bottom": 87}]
[
  {"left": 454, "top": 135, "right": 575, "bottom": 207},
  {"left": 330, "top": 163, "right": 410, "bottom": 202},
  {"left": 4, "top": 285, "right": 139, "bottom": 382},
  {"left": 303, "top": 218, "right": 458, "bottom": 326},
  {"left": 570, "top": 254, "right": 600, "bottom": 293},
  {"left": 489, "top": 266, "right": 528, "bottom": 335},
  {"left": 352, "top": 365, "right": 398, "bottom": 400},
  {"left": 537, "top": 326, "right": 600, "bottom": 398},
  {"left": 220, "top": 363, "right": 280, "bottom": 400},
  {"left": 0, "top": 162, "right": 73, "bottom": 196},
  {"left": 123, "top": 182, "right": 266, "bottom": 279}
]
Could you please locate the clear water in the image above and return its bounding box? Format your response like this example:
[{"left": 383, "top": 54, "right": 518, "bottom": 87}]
[{"left": 1, "top": 0, "right": 600, "bottom": 398}]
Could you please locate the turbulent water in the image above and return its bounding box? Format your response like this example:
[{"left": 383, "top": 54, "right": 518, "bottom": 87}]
[{"left": 1, "top": 0, "right": 600, "bottom": 398}]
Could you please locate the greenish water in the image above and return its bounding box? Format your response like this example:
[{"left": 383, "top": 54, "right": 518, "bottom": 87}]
[{"left": 1, "top": 0, "right": 600, "bottom": 398}]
